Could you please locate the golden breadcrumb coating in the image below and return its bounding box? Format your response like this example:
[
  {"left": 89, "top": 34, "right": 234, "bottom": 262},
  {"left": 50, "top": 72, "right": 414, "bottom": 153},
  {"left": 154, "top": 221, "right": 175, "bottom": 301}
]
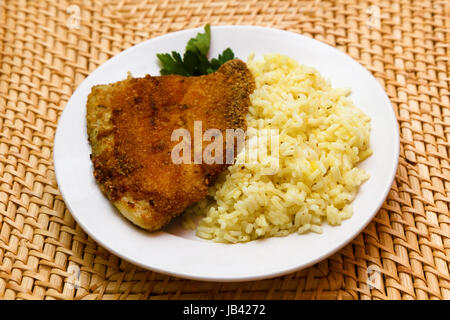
[{"left": 86, "top": 59, "right": 255, "bottom": 231}]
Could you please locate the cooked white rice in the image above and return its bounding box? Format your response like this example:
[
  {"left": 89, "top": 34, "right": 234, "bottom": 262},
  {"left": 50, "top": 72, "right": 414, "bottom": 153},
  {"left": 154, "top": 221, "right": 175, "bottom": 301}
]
[{"left": 183, "top": 54, "right": 372, "bottom": 243}]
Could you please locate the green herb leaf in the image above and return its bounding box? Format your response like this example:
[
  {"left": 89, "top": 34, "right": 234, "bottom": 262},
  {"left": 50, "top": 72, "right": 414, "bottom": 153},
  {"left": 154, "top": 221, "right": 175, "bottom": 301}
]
[
  {"left": 181, "top": 50, "right": 198, "bottom": 75},
  {"left": 207, "top": 48, "right": 235, "bottom": 73},
  {"left": 157, "top": 24, "right": 236, "bottom": 77},
  {"left": 157, "top": 52, "right": 189, "bottom": 76},
  {"left": 185, "top": 24, "right": 211, "bottom": 56}
]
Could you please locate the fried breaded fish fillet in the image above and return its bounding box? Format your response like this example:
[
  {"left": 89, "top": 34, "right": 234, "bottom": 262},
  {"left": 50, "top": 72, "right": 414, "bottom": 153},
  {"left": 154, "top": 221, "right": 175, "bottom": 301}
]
[{"left": 87, "top": 59, "right": 255, "bottom": 231}]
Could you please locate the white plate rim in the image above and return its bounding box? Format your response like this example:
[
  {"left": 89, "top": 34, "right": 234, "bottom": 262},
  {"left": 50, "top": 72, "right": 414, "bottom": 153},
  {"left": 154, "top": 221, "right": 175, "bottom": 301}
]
[{"left": 54, "top": 25, "right": 400, "bottom": 282}]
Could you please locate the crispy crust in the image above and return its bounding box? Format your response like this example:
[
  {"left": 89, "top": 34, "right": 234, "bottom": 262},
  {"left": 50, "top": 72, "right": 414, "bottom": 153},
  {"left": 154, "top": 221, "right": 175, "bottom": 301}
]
[{"left": 86, "top": 59, "right": 255, "bottom": 231}]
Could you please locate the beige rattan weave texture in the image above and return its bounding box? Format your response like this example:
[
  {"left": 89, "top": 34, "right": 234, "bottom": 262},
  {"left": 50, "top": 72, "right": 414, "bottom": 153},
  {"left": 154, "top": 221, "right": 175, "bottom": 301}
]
[{"left": 0, "top": 0, "right": 449, "bottom": 300}]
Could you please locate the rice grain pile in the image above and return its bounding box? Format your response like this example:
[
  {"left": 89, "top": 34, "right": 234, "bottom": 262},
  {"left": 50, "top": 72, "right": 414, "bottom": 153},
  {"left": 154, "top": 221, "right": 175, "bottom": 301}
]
[{"left": 184, "top": 54, "right": 372, "bottom": 243}]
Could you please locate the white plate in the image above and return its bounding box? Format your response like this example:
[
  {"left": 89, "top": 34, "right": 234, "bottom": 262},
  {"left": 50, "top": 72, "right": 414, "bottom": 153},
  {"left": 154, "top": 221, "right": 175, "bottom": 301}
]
[{"left": 54, "top": 26, "right": 399, "bottom": 281}]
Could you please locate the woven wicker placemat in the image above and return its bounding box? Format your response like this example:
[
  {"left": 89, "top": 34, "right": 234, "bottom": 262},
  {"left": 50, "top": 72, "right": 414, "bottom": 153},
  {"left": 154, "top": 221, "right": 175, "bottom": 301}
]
[{"left": 0, "top": 0, "right": 448, "bottom": 300}]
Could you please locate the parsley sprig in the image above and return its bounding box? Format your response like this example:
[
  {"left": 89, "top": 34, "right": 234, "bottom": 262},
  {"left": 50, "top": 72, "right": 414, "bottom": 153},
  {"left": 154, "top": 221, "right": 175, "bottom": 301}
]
[{"left": 157, "top": 25, "right": 235, "bottom": 76}]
